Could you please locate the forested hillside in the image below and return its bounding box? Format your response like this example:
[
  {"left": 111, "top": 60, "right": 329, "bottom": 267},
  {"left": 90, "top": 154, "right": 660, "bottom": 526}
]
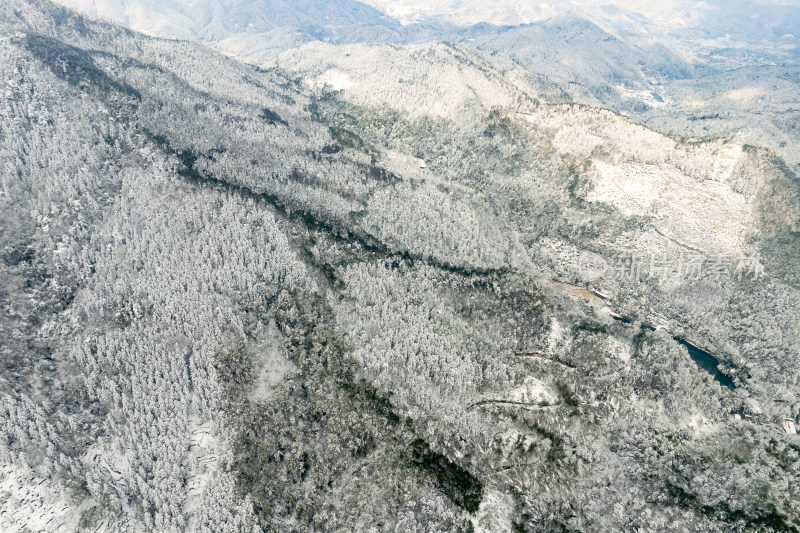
[{"left": 1, "top": 1, "right": 799, "bottom": 531}]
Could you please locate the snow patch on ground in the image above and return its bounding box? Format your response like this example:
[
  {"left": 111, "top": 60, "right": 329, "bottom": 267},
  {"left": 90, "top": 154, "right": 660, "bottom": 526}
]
[
  {"left": 588, "top": 160, "right": 665, "bottom": 216},
  {"left": 608, "top": 336, "right": 633, "bottom": 363},
  {"left": 183, "top": 413, "right": 220, "bottom": 528},
  {"left": 83, "top": 442, "right": 132, "bottom": 514},
  {"left": 0, "top": 461, "right": 95, "bottom": 533},
  {"left": 685, "top": 412, "right": 718, "bottom": 438},
  {"left": 547, "top": 317, "right": 566, "bottom": 354},
  {"left": 589, "top": 158, "right": 749, "bottom": 252},
  {"left": 379, "top": 150, "right": 431, "bottom": 181},
  {"left": 709, "top": 143, "right": 742, "bottom": 182},
  {"left": 550, "top": 122, "right": 605, "bottom": 160},
  {"left": 472, "top": 486, "right": 516, "bottom": 532},
  {"left": 311, "top": 68, "right": 354, "bottom": 91},
  {"left": 724, "top": 87, "right": 763, "bottom": 103},
  {"left": 616, "top": 84, "right": 667, "bottom": 108},
  {"left": 507, "top": 377, "right": 558, "bottom": 405},
  {"left": 249, "top": 319, "right": 294, "bottom": 403}
]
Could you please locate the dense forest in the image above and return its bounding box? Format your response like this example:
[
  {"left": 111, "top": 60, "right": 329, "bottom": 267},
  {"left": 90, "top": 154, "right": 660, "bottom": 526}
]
[{"left": 1, "top": 1, "right": 799, "bottom": 531}]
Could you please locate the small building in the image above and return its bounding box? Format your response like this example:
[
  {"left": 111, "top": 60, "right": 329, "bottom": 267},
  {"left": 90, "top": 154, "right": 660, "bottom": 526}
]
[{"left": 783, "top": 419, "right": 798, "bottom": 435}]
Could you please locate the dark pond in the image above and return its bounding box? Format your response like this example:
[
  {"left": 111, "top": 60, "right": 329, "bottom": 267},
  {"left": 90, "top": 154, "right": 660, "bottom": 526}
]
[
  {"left": 673, "top": 337, "right": 736, "bottom": 391},
  {"left": 609, "top": 314, "right": 737, "bottom": 390}
]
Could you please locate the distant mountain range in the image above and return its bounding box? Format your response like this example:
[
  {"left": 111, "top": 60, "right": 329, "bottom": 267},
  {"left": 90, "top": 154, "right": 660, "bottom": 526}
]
[
  {"left": 47, "top": 0, "right": 696, "bottom": 112},
  {"left": 54, "top": 0, "right": 800, "bottom": 66},
  {"left": 360, "top": 0, "right": 800, "bottom": 42},
  {"left": 51, "top": 0, "right": 429, "bottom": 64},
  {"left": 55, "top": 0, "right": 402, "bottom": 41},
  {"left": 49, "top": 0, "right": 800, "bottom": 127},
  {"left": 359, "top": 0, "right": 800, "bottom": 72}
]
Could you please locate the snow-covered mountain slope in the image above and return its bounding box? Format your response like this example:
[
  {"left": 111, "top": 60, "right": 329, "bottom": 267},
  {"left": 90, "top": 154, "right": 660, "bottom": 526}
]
[
  {"left": 277, "top": 41, "right": 544, "bottom": 118},
  {"left": 460, "top": 14, "right": 692, "bottom": 109},
  {"left": 637, "top": 65, "right": 800, "bottom": 168},
  {"left": 281, "top": 37, "right": 800, "bottom": 411},
  {"left": 3, "top": 0, "right": 800, "bottom": 531},
  {"left": 277, "top": 39, "right": 769, "bottom": 255}
]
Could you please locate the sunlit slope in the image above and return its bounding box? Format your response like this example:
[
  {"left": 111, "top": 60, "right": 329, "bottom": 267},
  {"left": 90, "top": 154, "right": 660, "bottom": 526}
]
[{"left": 279, "top": 39, "right": 800, "bottom": 416}]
